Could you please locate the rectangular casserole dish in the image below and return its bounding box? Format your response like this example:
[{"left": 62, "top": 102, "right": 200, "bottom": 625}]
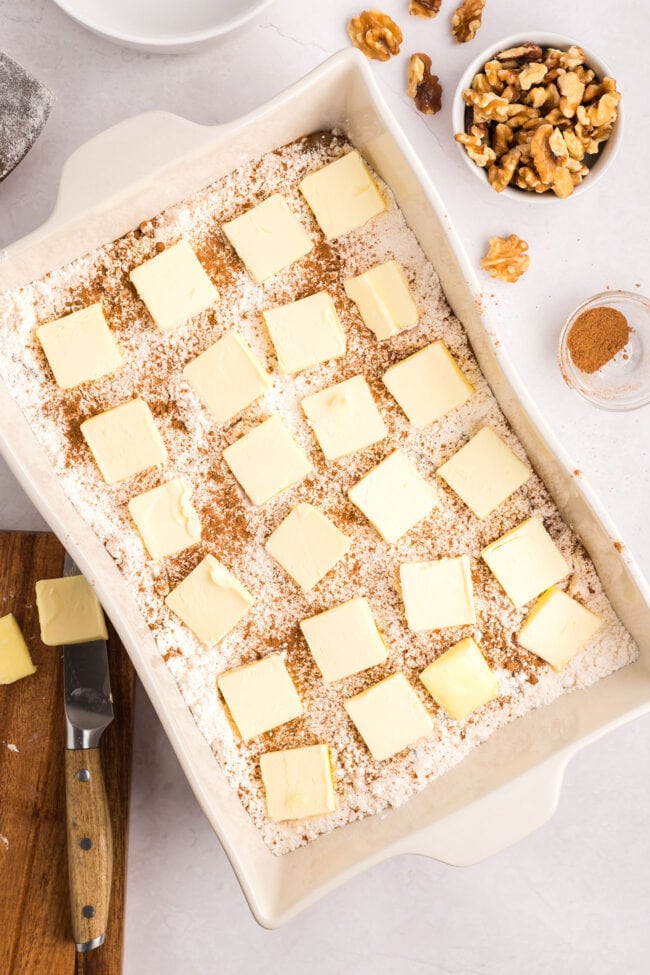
[{"left": 1, "top": 49, "right": 649, "bottom": 928}]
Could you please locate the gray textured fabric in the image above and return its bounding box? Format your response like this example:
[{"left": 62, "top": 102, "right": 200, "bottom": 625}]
[{"left": 0, "top": 52, "right": 54, "bottom": 181}]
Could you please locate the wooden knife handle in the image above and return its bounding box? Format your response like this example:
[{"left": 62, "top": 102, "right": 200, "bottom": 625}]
[{"left": 64, "top": 748, "right": 113, "bottom": 951}]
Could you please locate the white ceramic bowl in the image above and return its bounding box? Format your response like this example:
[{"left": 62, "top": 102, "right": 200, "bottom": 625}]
[
  {"left": 51, "top": 0, "right": 274, "bottom": 53},
  {"left": 452, "top": 31, "right": 624, "bottom": 202}
]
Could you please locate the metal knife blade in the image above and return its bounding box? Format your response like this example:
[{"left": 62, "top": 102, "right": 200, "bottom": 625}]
[{"left": 63, "top": 553, "right": 114, "bottom": 750}]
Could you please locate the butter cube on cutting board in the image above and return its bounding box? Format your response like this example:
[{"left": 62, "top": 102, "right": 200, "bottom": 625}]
[
  {"left": 165, "top": 555, "right": 253, "bottom": 645},
  {"left": 344, "top": 260, "right": 419, "bottom": 340},
  {"left": 300, "top": 596, "right": 388, "bottom": 683},
  {"left": 301, "top": 375, "right": 387, "bottom": 461},
  {"left": 383, "top": 341, "right": 474, "bottom": 427},
  {"left": 222, "top": 194, "right": 313, "bottom": 284},
  {"left": 217, "top": 653, "right": 303, "bottom": 741},
  {"left": 299, "top": 149, "right": 385, "bottom": 239},
  {"left": 223, "top": 415, "right": 312, "bottom": 506},
  {"left": 344, "top": 673, "right": 433, "bottom": 762},
  {"left": 0, "top": 614, "right": 36, "bottom": 684},
  {"left": 348, "top": 449, "right": 438, "bottom": 543},
  {"left": 420, "top": 638, "right": 498, "bottom": 719},
  {"left": 438, "top": 428, "right": 530, "bottom": 519},
  {"left": 128, "top": 477, "right": 201, "bottom": 561},
  {"left": 265, "top": 503, "right": 350, "bottom": 591},
  {"left": 80, "top": 398, "right": 167, "bottom": 485},
  {"left": 129, "top": 240, "right": 218, "bottom": 332},
  {"left": 260, "top": 744, "right": 336, "bottom": 821},
  {"left": 262, "top": 291, "right": 346, "bottom": 374},
  {"left": 35, "top": 576, "right": 108, "bottom": 646},
  {"left": 482, "top": 517, "right": 570, "bottom": 607},
  {"left": 36, "top": 303, "right": 123, "bottom": 390},
  {"left": 518, "top": 586, "right": 601, "bottom": 671},
  {"left": 400, "top": 556, "right": 475, "bottom": 631},
  {"left": 183, "top": 330, "right": 271, "bottom": 425}
]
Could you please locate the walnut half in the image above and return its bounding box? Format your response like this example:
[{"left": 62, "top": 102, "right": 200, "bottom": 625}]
[
  {"left": 409, "top": 0, "right": 442, "bottom": 17},
  {"left": 480, "top": 235, "right": 530, "bottom": 283},
  {"left": 347, "top": 9, "right": 403, "bottom": 61},
  {"left": 407, "top": 53, "right": 443, "bottom": 115},
  {"left": 451, "top": 0, "right": 486, "bottom": 43}
]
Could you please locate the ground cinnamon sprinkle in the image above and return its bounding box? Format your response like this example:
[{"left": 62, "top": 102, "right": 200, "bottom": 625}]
[{"left": 567, "top": 306, "right": 631, "bottom": 374}]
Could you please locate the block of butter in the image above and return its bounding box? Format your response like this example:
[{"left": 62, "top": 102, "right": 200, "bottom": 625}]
[
  {"left": 300, "top": 596, "right": 388, "bottom": 683},
  {"left": 222, "top": 193, "right": 313, "bottom": 284},
  {"left": 438, "top": 427, "right": 530, "bottom": 520},
  {"left": 518, "top": 586, "right": 601, "bottom": 671},
  {"left": 301, "top": 375, "right": 387, "bottom": 461},
  {"left": 299, "top": 149, "right": 385, "bottom": 239},
  {"left": 80, "top": 398, "right": 167, "bottom": 485},
  {"left": 35, "top": 576, "right": 108, "bottom": 646},
  {"left": 260, "top": 744, "right": 336, "bottom": 821},
  {"left": 129, "top": 240, "right": 218, "bottom": 332},
  {"left": 223, "top": 415, "right": 312, "bottom": 506},
  {"left": 165, "top": 554, "right": 254, "bottom": 645},
  {"left": 217, "top": 653, "right": 303, "bottom": 741},
  {"left": 400, "top": 556, "right": 475, "bottom": 631},
  {"left": 344, "top": 672, "right": 433, "bottom": 761},
  {"left": 344, "top": 260, "right": 419, "bottom": 340},
  {"left": 0, "top": 613, "right": 36, "bottom": 684},
  {"left": 183, "top": 330, "right": 271, "bottom": 424},
  {"left": 383, "top": 341, "right": 473, "bottom": 427},
  {"left": 262, "top": 291, "right": 346, "bottom": 374},
  {"left": 128, "top": 477, "right": 202, "bottom": 561},
  {"left": 37, "top": 303, "right": 123, "bottom": 390},
  {"left": 265, "top": 502, "right": 350, "bottom": 591},
  {"left": 482, "top": 517, "right": 569, "bottom": 607},
  {"left": 348, "top": 449, "right": 438, "bottom": 544},
  {"left": 420, "top": 638, "right": 499, "bottom": 720}
]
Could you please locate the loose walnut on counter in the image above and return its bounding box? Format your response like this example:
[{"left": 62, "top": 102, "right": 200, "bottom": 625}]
[
  {"left": 480, "top": 235, "right": 530, "bottom": 283},
  {"left": 409, "top": 0, "right": 442, "bottom": 16},
  {"left": 407, "top": 53, "right": 443, "bottom": 115},
  {"left": 451, "top": 0, "right": 485, "bottom": 43},
  {"left": 348, "top": 9, "right": 403, "bottom": 61}
]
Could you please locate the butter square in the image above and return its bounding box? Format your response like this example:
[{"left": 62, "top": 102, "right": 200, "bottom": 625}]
[
  {"left": 222, "top": 194, "right": 313, "bottom": 284},
  {"left": 183, "top": 330, "right": 271, "bottom": 424},
  {"left": 383, "top": 341, "right": 474, "bottom": 427},
  {"left": 300, "top": 596, "right": 388, "bottom": 683},
  {"left": 348, "top": 449, "right": 438, "bottom": 543},
  {"left": 81, "top": 398, "right": 167, "bottom": 485},
  {"left": 128, "top": 477, "right": 201, "bottom": 561},
  {"left": 129, "top": 240, "right": 218, "bottom": 332},
  {"left": 35, "top": 576, "right": 108, "bottom": 646},
  {"left": 165, "top": 554, "right": 254, "bottom": 645},
  {"left": 299, "top": 150, "right": 386, "bottom": 239},
  {"left": 344, "top": 673, "right": 433, "bottom": 762},
  {"left": 223, "top": 415, "right": 312, "bottom": 505},
  {"left": 344, "top": 260, "right": 419, "bottom": 340},
  {"left": 420, "top": 638, "right": 498, "bottom": 719},
  {"left": 482, "top": 517, "right": 570, "bottom": 607},
  {"left": 266, "top": 503, "right": 350, "bottom": 591},
  {"left": 400, "top": 556, "right": 475, "bottom": 631},
  {"left": 260, "top": 744, "right": 336, "bottom": 820},
  {"left": 518, "top": 586, "right": 601, "bottom": 671},
  {"left": 438, "top": 428, "right": 530, "bottom": 519},
  {"left": 37, "top": 303, "right": 123, "bottom": 390},
  {"left": 217, "top": 653, "right": 303, "bottom": 741},
  {"left": 262, "top": 291, "right": 346, "bottom": 374},
  {"left": 301, "top": 375, "right": 387, "bottom": 461},
  {"left": 0, "top": 614, "right": 36, "bottom": 684}
]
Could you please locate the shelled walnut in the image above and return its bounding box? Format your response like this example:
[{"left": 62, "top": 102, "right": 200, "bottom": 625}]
[
  {"left": 347, "top": 9, "right": 403, "bottom": 61},
  {"left": 456, "top": 42, "right": 620, "bottom": 197},
  {"left": 407, "top": 53, "right": 443, "bottom": 115},
  {"left": 480, "top": 235, "right": 530, "bottom": 282},
  {"left": 410, "top": 0, "right": 441, "bottom": 16},
  {"left": 451, "top": 0, "right": 485, "bottom": 43}
]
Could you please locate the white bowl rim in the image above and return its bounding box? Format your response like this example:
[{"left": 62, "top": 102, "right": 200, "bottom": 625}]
[{"left": 451, "top": 30, "right": 624, "bottom": 203}]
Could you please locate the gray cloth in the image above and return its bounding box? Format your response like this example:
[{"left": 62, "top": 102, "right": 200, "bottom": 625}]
[{"left": 0, "top": 52, "right": 54, "bottom": 181}]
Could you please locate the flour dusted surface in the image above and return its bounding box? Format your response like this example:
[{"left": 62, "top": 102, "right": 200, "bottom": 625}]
[{"left": 0, "top": 133, "right": 639, "bottom": 854}]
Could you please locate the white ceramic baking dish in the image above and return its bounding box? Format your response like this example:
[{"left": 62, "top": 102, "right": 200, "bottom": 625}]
[{"left": 1, "top": 49, "right": 649, "bottom": 929}]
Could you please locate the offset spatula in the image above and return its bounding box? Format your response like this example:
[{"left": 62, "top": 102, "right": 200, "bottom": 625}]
[{"left": 63, "top": 553, "right": 114, "bottom": 952}]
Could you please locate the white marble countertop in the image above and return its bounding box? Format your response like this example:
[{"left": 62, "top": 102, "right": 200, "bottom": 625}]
[{"left": 1, "top": 1, "right": 649, "bottom": 971}]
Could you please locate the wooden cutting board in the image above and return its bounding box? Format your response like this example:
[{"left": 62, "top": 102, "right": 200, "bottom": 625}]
[{"left": 0, "top": 531, "right": 135, "bottom": 975}]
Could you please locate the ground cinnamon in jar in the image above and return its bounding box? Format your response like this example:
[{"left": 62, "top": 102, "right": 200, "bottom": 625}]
[{"left": 567, "top": 306, "right": 631, "bottom": 374}]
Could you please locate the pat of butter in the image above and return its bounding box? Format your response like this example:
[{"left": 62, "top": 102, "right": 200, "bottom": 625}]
[
  {"left": 482, "top": 517, "right": 570, "bottom": 608},
  {"left": 344, "top": 673, "right": 433, "bottom": 762},
  {"left": 518, "top": 586, "right": 601, "bottom": 671},
  {"left": 165, "top": 554, "right": 254, "bottom": 646},
  {"left": 262, "top": 291, "right": 346, "bottom": 374},
  {"left": 344, "top": 260, "right": 419, "bottom": 340},
  {"left": 223, "top": 415, "right": 312, "bottom": 506},
  {"left": 217, "top": 653, "right": 303, "bottom": 741},
  {"left": 222, "top": 194, "right": 313, "bottom": 284},
  {"left": 265, "top": 503, "right": 350, "bottom": 591},
  {"left": 383, "top": 341, "right": 474, "bottom": 427},
  {"left": 129, "top": 240, "right": 218, "bottom": 332},
  {"left": 400, "top": 556, "right": 475, "bottom": 631},
  {"left": 438, "top": 428, "right": 530, "bottom": 519},
  {"left": 348, "top": 449, "right": 438, "bottom": 544},
  {"left": 183, "top": 330, "right": 271, "bottom": 424},
  {"left": 260, "top": 744, "right": 336, "bottom": 821},
  {"left": 299, "top": 149, "right": 386, "bottom": 239},
  {"left": 35, "top": 576, "right": 108, "bottom": 646},
  {"left": 300, "top": 596, "right": 388, "bottom": 683},
  {"left": 80, "top": 398, "right": 167, "bottom": 485},
  {"left": 37, "top": 303, "right": 123, "bottom": 390},
  {"left": 128, "top": 477, "right": 201, "bottom": 561},
  {"left": 301, "top": 375, "right": 387, "bottom": 461},
  {"left": 0, "top": 614, "right": 36, "bottom": 684},
  {"left": 420, "top": 637, "right": 498, "bottom": 719}
]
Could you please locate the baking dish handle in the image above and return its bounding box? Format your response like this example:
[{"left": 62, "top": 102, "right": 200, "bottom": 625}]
[{"left": 398, "top": 752, "right": 570, "bottom": 866}]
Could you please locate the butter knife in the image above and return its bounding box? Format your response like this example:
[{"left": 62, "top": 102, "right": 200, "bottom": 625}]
[{"left": 63, "top": 553, "right": 114, "bottom": 952}]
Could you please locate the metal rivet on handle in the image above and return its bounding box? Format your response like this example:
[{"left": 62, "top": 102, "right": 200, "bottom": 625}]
[
  {"left": 77, "top": 768, "right": 91, "bottom": 782},
  {"left": 80, "top": 837, "right": 92, "bottom": 850},
  {"left": 82, "top": 905, "right": 95, "bottom": 919}
]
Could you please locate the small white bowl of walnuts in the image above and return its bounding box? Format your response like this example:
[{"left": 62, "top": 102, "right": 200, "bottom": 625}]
[{"left": 452, "top": 32, "right": 623, "bottom": 200}]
